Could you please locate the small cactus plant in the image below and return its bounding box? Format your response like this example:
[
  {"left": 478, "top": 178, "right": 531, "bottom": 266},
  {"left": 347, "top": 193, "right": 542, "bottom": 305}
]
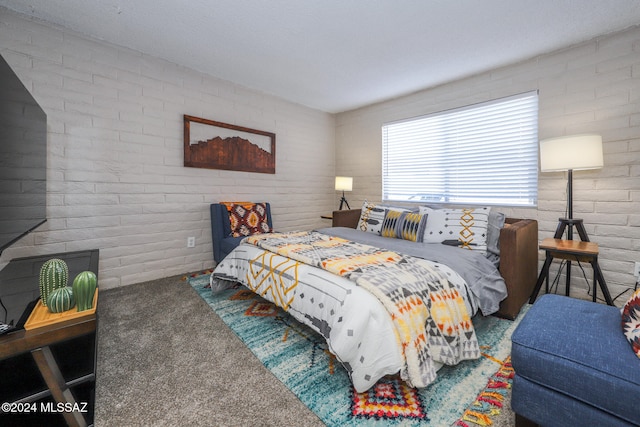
[
  {"left": 39, "top": 259, "right": 69, "bottom": 307},
  {"left": 72, "top": 271, "right": 97, "bottom": 312},
  {"left": 46, "top": 287, "right": 75, "bottom": 313}
]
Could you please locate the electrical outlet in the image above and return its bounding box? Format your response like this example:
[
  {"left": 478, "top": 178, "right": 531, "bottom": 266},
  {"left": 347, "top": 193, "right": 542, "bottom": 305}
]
[
  {"left": 187, "top": 237, "right": 195, "bottom": 248},
  {"left": 634, "top": 262, "right": 640, "bottom": 277}
]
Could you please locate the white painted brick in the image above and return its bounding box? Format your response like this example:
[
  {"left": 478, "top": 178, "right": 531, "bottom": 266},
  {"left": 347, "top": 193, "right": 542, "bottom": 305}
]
[
  {"left": 118, "top": 131, "right": 165, "bottom": 146},
  {"left": 35, "top": 81, "right": 91, "bottom": 105},
  {"left": 119, "top": 212, "right": 203, "bottom": 227},
  {"left": 92, "top": 117, "right": 143, "bottom": 134},
  {"left": 66, "top": 215, "right": 121, "bottom": 229},
  {"left": 596, "top": 29, "right": 640, "bottom": 54},
  {"left": 63, "top": 100, "right": 119, "bottom": 120},
  {"left": 64, "top": 170, "right": 121, "bottom": 183},
  {"left": 22, "top": 39, "right": 64, "bottom": 64},
  {"left": 93, "top": 95, "right": 143, "bottom": 115},
  {"left": 596, "top": 53, "right": 637, "bottom": 74},
  {"left": 589, "top": 213, "right": 629, "bottom": 226},
  {"left": 563, "top": 44, "right": 600, "bottom": 69},
  {"left": 48, "top": 204, "right": 143, "bottom": 220}
]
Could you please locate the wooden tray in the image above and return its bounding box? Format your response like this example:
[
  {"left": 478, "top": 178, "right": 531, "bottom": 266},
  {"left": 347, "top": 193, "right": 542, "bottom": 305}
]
[{"left": 24, "top": 289, "right": 98, "bottom": 331}]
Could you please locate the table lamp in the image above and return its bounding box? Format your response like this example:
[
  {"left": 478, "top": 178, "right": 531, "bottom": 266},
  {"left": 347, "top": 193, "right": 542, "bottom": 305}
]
[
  {"left": 539, "top": 134, "right": 603, "bottom": 240},
  {"left": 335, "top": 176, "right": 353, "bottom": 210}
]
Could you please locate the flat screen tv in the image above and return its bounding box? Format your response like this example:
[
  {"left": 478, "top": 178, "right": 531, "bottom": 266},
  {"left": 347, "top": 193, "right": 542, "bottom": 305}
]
[{"left": 0, "top": 54, "right": 47, "bottom": 256}]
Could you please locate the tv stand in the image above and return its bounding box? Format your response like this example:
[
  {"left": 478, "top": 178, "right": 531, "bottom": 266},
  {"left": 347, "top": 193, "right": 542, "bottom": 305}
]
[{"left": 0, "top": 250, "right": 99, "bottom": 426}]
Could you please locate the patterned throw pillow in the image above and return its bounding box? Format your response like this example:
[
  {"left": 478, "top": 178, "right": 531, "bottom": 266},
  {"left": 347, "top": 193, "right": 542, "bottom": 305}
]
[
  {"left": 380, "top": 210, "right": 428, "bottom": 242},
  {"left": 228, "top": 203, "right": 272, "bottom": 237},
  {"left": 419, "top": 206, "right": 490, "bottom": 253},
  {"left": 380, "top": 209, "right": 405, "bottom": 238},
  {"left": 397, "top": 212, "right": 428, "bottom": 242},
  {"left": 622, "top": 288, "right": 640, "bottom": 359},
  {"left": 357, "top": 201, "right": 388, "bottom": 234},
  {"left": 357, "top": 201, "right": 410, "bottom": 235}
]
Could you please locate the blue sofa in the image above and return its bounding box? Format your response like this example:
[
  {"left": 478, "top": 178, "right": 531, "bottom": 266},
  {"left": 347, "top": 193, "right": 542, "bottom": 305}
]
[
  {"left": 511, "top": 294, "right": 640, "bottom": 426},
  {"left": 210, "top": 203, "right": 273, "bottom": 264}
]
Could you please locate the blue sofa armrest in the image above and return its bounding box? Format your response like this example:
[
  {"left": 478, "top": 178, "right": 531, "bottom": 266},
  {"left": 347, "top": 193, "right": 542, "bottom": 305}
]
[{"left": 210, "top": 203, "right": 273, "bottom": 264}]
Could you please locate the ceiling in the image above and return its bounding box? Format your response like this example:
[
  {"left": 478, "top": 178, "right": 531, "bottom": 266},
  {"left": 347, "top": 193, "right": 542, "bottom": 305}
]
[{"left": 2, "top": 1, "right": 640, "bottom": 113}]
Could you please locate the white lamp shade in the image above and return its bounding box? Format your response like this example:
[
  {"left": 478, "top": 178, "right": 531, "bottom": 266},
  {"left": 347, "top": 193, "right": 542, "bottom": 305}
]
[
  {"left": 335, "top": 176, "right": 353, "bottom": 192},
  {"left": 540, "top": 134, "right": 603, "bottom": 172}
]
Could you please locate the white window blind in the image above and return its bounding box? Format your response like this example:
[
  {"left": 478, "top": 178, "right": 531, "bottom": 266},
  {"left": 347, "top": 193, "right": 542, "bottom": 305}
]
[{"left": 382, "top": 91, "right": 538, "bottom": 207}]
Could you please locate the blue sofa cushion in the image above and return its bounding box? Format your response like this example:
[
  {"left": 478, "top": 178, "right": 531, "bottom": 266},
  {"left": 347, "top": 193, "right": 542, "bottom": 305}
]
[{"left": 511, "top": 294, "right": 640, "bottom": 425}]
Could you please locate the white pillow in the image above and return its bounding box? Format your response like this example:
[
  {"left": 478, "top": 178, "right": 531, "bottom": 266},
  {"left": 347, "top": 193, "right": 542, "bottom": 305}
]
[
  {"left": 419, "top": 206, "right": 490, "bottom": 254},
  {"left": 357, "top": 201, "right": 409, "bottom": 235}
]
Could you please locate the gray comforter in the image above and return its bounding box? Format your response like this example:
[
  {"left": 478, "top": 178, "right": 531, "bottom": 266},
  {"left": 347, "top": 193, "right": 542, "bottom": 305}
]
[{"left": 316, "top": 227, "right": 507, "bottom": 316}]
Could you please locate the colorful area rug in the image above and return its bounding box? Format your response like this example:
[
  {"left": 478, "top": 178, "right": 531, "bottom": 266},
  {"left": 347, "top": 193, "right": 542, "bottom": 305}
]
[{"left": 187, "top": 272, "right": 528, "bottom": 426}]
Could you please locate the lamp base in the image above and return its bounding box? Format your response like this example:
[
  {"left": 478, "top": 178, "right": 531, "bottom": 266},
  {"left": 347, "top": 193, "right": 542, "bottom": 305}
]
[
  {"left": 338, "top": 194, "right": 350, "bottom": 210},
  {"left": 554, "top": 218, "right": 589, "bottom": 242}
]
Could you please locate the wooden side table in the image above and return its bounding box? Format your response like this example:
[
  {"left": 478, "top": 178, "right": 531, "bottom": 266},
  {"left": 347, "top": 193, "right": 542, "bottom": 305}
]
[
  {"left": 0, "top": 299, "right": 97, "bottom": 427},
  {"left": 530, "top": 238, "right": 614, "bottom": 305},
  {"left": 0, "top": 249, "right": 99, "bottom": 427}
]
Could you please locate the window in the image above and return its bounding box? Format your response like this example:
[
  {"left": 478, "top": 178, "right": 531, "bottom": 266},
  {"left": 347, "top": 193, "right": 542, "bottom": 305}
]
[{"left": 382, "top": 91, "right": 538, "bottom": 207}]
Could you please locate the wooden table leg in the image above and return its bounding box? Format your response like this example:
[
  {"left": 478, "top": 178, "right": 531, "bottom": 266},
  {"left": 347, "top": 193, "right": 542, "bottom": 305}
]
[{"left": 31, "top": 346, "right": 88, "bottom": 427}]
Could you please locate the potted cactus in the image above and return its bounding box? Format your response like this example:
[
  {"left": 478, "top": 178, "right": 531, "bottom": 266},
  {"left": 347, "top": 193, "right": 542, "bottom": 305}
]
[
  {"left": 72, "top": 271, "right": 97, "bottom": 312},
  {"left": 39, "top": 258, "right": 69, "bottom": 307},
  {"left": 47, "top": 287, "right": 75, "bottom": 313}
]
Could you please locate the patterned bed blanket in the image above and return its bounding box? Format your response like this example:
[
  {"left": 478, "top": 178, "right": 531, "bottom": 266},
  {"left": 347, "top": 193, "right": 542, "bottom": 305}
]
[{"left": 244, "top": 231, "right": 480, "bottom": 388}]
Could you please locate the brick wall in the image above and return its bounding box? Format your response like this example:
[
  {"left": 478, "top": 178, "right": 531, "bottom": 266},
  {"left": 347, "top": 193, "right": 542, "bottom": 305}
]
[
  {"left": 2, "top": 9, "right": 639, "bottom": 301},
  {"left": 336, "top": 25, "right": 640, "bottom": 305},
  {"left": 0, "top": 11, "right": 336, "bottom": 289}
]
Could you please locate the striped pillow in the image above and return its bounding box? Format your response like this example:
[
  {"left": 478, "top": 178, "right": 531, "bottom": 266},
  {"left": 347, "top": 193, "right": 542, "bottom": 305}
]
[
  {"left": 397, "top": 212, "right": 428, "bottom": 242},
  {"left": 380, "top": 210, "right": 428, "bottom": 242},
  {"left": 380, "top": 209, "right": 405, "bottom": 238}
]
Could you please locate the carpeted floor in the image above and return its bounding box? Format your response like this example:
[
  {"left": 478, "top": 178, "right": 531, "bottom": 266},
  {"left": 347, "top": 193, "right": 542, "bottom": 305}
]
[{"left": 95, "top": 273, "right": 517, "bottom": 426}]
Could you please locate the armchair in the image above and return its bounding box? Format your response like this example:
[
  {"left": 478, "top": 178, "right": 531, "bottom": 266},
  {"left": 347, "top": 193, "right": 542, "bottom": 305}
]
[{"left": 210, "top": 203, "right": 273, "bottom": 264}]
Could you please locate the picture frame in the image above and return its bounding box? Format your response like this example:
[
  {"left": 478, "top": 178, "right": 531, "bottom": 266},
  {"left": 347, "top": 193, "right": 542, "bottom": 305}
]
[{"left": 183, "top": 115, "right": 276, "bottom": 174}]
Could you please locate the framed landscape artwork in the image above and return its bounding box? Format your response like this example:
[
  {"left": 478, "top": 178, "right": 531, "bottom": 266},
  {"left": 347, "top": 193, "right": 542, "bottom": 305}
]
[{"left": 183, "top": 115, "right": 276, "bottom": 174}]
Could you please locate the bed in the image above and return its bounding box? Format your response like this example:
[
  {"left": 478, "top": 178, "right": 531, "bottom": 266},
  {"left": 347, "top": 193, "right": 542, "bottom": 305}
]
[{"left": 210, "top": 206, "right": 538, "bottom": 392}]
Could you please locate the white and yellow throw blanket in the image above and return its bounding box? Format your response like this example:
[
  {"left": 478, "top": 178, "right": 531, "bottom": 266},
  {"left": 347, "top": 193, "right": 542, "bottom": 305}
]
[{"left": 245, "top": 231, "right": 480, "bottom": 388}]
